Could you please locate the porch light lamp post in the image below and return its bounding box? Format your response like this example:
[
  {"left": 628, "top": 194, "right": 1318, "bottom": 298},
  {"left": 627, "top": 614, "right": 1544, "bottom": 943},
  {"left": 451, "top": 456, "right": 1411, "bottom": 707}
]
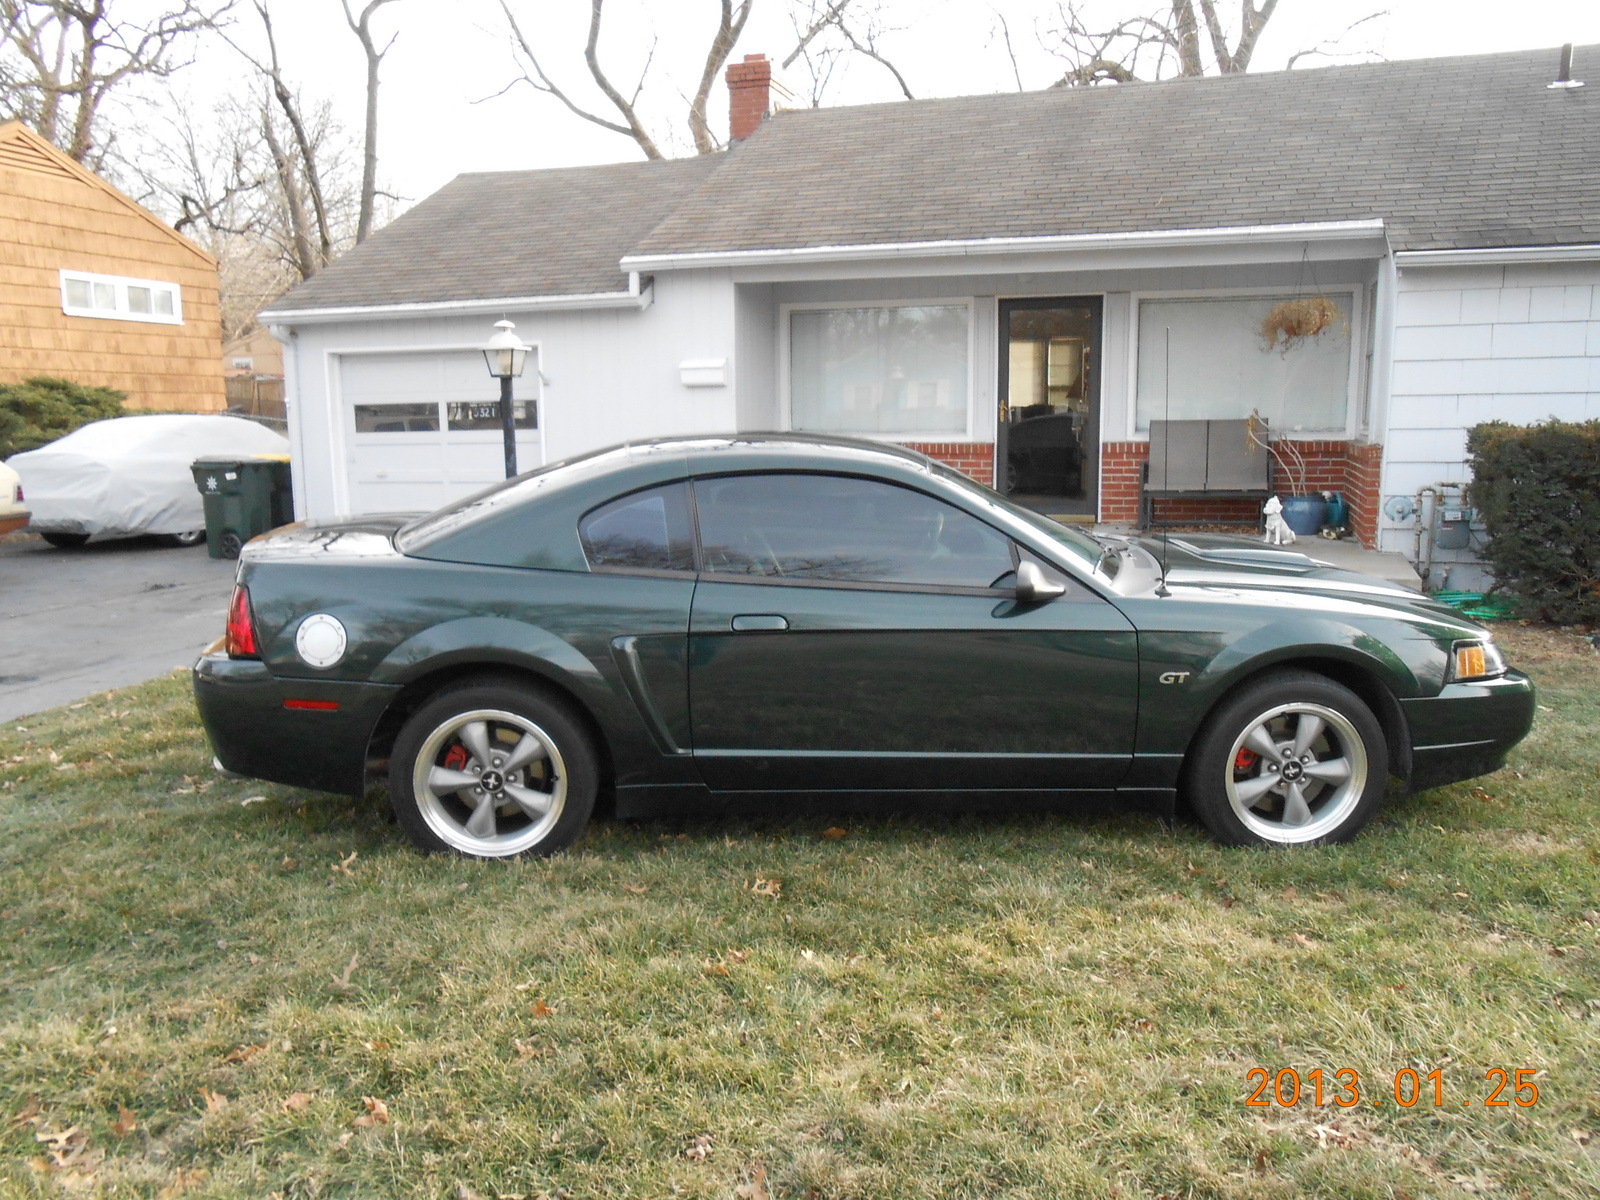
[{"left": 482, "top": 318, "right": 531, "bottom": 479}]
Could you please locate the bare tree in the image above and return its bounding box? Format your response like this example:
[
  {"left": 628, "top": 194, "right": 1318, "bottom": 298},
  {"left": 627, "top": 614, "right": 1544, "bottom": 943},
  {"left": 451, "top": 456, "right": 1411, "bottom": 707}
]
[
  {"left": 1040, "top": 1, "right": 1382, "bottom": 87},
  {"left": 0, "top": 0, "right": 229, "bottom": 166},
  {"left": 782, "top": 0, "right": 914, "bottom": 105},
  {"left": 341, "top": 0, "right": 399, "bottom": 243},
  {"left": 496, "top": 0, "right": 752, "bottom": 160}
]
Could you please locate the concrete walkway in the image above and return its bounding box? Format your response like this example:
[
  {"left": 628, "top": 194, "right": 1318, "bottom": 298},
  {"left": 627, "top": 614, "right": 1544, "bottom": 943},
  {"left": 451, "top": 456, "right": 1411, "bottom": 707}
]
[{"left": 1099, "top": 526, "right": 1422, "bottom": 591}]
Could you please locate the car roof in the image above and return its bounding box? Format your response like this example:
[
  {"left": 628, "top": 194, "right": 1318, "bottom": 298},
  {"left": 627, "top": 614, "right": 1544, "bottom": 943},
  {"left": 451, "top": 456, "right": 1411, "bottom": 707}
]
[{"left": 618, "top": 432, "right": 936, "bottom": 475}]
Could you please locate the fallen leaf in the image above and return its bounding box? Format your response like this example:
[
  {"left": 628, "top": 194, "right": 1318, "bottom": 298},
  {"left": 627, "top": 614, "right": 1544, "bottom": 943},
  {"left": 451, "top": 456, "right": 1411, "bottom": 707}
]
[
  {"left": 1291, "top": 933, "right": 1317, "bottom": 947},
  {"left": 1280, "top": 886, "right": 1298, "bottom": 901},
  {"left": 1571, "top": 1129, "right": 1593, "bottom": 1147},
  {"left": 1133, "top": 1017, "right": 1153, "bottom": 1032},
  {"left": 620, "top": 882, "right": 647, "bottom": 895},
  {"left": 330, "top": 951, "right": 360, "bottom": 993},
  {"left": 821, "top": 827, "right": 848, "bottom": 840},
  {"left": 331, "top": 850, "right": 359, "bottom": 877},
  {"left": 281, "top": 1092, "right": 314, "bottom": 1114},
  {"left": 199, "top": 1090, "right": 228, "bottom": 1114},
  {"left": 155, "top": 1167, "right": 207, "bottom": 1198},
  {"left": 1486, "top": 932, "right": 1507, "bottom": 944},
  {"left": 1221, "top": 897, "right": 1239, "bottom": 909},
  {"left": 111, "top": 1107, "right": 137, "bottom": 1137},
  {"left": 1452, "top": 891, "right": 1470, "bottom": 899},
  {"left": 352, "top": 1096, "right": 390, "bottom": 1128},
  {"left": 702, "top": 959, "right": 730, "bottom": 977},
  {"left": 457, "top": 1185, "right": 486, "bottom": 1200},
  {"left": 529, "top": 999, "right": 553, "bottom": 1017},
  {"left": 363, "top": 1039, "right": 391, "bottom": 1051},
  {"left": 280, "top": 855, "right": 298, "bottom": 871},
  {"left": 332, "top": 1131, "right": 353, "bottom": 1150},
  {"left": 10, "top": 1096, "right": 40, "bottom": 1126},
  {"left": 512, "top": 1037, "right": 542, "bottom": 1059},
  {"left": 1089, "top": 973, "right": 1109, "bottom": 984},
  {"left": 240, "top": 795, "right": 267, "bottom": 806},
  {"left": 222, "top": 1042, "right": 266, "bottom": 1064},
  {"left": 749, "top": 877, "right": 783, "bottom": 899},
  {"left": 800, "top": 948, "right": 816, "bottom": 961},
  {"left": 685, "top": 1132, "right": 713, "bottom": 1161},
  {"left": 735, "top": 1166, "right": 771, "bottom": 1200}
]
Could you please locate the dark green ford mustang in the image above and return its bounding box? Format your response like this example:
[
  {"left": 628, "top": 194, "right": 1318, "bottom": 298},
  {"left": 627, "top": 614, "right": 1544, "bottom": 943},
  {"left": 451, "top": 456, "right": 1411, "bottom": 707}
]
[{"left": 193, "top": 435, "right": 1534, "bottom": 857}]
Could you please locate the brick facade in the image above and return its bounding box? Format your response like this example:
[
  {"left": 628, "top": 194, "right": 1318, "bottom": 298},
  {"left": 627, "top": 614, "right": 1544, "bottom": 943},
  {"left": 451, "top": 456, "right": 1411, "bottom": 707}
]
[
  {"left": 905, "top": 441, "right": 995, "bottom": 488},
  {"left": 1098, "top": 440, "right": 1384, "bottom": 547}
]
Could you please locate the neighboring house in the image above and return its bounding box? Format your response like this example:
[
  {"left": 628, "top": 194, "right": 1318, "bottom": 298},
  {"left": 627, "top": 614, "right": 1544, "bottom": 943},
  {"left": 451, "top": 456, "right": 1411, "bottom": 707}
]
[
  {"left": 224, "top": 327, "right": 285, "bottom": 379},
  {"left": 0, "top": 122, "right": 224, "bottom": 412},
  {"left": 262, "top": 46, "right": 1599, "bottom": 582}
]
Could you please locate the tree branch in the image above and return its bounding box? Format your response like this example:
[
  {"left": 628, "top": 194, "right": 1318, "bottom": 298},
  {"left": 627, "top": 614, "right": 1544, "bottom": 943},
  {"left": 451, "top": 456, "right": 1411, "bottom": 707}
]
[
  {"left": 340, "top": 0, "right": 399, "bottom": 242},
  {"left": 687, "top": 0, "right": 751, "bottom": 154}
]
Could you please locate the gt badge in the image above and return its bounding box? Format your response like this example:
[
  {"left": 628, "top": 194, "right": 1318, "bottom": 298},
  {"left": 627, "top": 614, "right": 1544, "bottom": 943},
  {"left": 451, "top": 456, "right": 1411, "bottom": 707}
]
[{"left": 1158, "top": 671, "right": 1191, "bottom": 685}]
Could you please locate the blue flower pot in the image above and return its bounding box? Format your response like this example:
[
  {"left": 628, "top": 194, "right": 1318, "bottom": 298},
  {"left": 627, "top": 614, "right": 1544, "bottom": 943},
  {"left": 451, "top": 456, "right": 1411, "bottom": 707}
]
[{"left": 1280, "top": 494, "right": 1328, "bottom": 536}]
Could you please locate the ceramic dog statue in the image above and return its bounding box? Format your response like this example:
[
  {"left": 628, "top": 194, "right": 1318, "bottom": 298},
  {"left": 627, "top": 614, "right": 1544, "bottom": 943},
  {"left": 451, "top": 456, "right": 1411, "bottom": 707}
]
[{"left": 1263, "top": 495, "right": 1296, "bottom": 545}]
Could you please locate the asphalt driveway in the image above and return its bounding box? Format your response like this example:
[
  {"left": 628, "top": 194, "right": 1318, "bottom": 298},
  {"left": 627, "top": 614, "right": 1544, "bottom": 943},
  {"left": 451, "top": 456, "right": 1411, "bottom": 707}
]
[{"left": 0, "top": 532, "right": 237, "bottom": 722}]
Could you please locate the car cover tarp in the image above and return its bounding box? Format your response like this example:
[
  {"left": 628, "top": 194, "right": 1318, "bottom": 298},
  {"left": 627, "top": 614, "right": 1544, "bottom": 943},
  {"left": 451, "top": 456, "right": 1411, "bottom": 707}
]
[{"left": 6, "top": 414, "right": 290, "bottom": 537}]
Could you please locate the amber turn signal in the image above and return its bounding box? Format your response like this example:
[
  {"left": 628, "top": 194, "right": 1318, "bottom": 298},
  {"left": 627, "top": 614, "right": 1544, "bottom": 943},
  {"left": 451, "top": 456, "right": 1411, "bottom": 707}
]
[{"left": 1449, "top": 640, "right": 1505, "bottom": 683}]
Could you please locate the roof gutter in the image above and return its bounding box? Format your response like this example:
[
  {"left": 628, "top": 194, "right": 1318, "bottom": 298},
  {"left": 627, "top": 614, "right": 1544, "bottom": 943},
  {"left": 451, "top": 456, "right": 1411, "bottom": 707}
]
[
  {"left": 1395, "top": 243, "right": 1600, "bottom": 268},
  {"left": 260, "top": 272, "right": 652, "bottom": 326},
  {"left": 620, "top": 219, "right": 1388, "bottom": 273}
]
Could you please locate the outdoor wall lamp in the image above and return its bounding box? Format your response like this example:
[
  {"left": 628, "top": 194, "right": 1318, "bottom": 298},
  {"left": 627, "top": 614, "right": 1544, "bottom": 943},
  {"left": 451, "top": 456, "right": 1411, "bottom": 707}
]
[{"left": 482, "top": 318, "right": 531, "bottom": 479}]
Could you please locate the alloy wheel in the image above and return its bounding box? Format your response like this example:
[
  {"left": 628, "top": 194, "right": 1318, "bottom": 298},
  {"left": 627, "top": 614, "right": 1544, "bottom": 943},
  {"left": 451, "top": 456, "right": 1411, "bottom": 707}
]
[
  {"left": 412, "top": 707, "right": 567, "bottom": 856},
  {"left": 1223, "top": 702, "right": 1369, "bottom": 845}
]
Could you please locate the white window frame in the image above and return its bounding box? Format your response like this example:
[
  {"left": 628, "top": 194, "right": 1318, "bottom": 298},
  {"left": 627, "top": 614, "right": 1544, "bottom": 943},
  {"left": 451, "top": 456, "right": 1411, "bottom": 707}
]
[
  {"left": 59, "top": 269, "right": 184, "bottom": 325},
  {"left": 779, "top": 297, "right": 977, "bottom": 442},
  {"left": 1124, "top": 285, "right": 1366, "bottom": 441}
]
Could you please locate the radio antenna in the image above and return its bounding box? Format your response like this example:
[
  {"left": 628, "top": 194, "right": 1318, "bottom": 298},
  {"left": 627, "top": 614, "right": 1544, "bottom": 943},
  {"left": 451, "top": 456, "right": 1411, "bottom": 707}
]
[{"left": 1154, "top": 326, "right": 1172, "bottom": 597}]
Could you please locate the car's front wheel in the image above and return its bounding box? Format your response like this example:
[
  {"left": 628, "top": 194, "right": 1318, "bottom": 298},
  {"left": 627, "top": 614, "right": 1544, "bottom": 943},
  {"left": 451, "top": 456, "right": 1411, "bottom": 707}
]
[
  {"left": 388, "top": 680, "right": 597, "bottom": 859},
  {"left": 1184, "top": 670, "right": 1388, "bottom": 847}
]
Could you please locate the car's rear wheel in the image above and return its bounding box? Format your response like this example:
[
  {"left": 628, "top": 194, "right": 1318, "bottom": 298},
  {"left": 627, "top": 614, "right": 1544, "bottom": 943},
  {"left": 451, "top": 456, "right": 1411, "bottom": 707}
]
[
  {"left": 389, "top": 681, "right": 597, "bottom": 859},
  {"left": 41, "top": 532, "right": 89, "bottom": 549},
  {"left": 167, "top": 529, "right": 206, "bottom": 547},
  {"left": 1184, "top": 670, "right": 1388, "bottom": 847}
]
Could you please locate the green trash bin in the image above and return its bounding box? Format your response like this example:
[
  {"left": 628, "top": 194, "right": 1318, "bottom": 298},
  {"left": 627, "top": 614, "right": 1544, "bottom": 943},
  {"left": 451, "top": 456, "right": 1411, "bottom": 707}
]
[{"left": 191, "top": 456, "right": 293, "bottom": 559}]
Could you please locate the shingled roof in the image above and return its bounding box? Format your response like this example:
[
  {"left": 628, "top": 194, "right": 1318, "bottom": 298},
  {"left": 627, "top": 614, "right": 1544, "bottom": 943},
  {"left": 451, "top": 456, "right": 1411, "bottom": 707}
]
[
  {"left": 267, "top": 155, "right": 722, "bottom": 312},
  {"left": 270, "top": 44, "right": 1597, "bottom": 315},
  {"left": 639, "top": 44, "right": 1599, "bottom": 258}
]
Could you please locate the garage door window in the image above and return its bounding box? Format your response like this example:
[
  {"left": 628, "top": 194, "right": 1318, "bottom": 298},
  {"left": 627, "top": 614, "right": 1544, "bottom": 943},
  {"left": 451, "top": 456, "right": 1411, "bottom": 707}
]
[
  {"left": 354, "top": 402, "right": 439, "bottom": 433},
  {"left": 447, "top": 400, "right": 537, "bottom": 431}
]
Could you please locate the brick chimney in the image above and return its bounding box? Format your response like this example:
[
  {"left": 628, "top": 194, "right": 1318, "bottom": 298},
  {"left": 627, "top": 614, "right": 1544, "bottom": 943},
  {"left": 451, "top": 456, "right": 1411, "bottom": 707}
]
[{"left": 726, "top": 54, "right": 792, "bottom": 143}]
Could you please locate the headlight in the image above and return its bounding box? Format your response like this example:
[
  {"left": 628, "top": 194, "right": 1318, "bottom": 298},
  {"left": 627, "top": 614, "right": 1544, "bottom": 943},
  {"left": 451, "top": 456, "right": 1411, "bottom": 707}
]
[{"left": 1448, "top": 639, "right": 1507, "bottom": 682}]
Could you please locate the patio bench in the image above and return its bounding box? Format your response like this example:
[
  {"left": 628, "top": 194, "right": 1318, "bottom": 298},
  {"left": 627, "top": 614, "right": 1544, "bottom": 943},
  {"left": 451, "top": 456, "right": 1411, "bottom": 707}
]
[{"left": 1138, "top": 418, "right": 1273, "bottom": 530}]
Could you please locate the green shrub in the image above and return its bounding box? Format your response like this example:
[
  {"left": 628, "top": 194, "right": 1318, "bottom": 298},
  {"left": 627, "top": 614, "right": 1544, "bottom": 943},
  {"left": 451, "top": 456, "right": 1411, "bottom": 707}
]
[
  {"left": 0, "top": 376, "right": 126, "bottom": 460},
  {"left": 1466, "top": 419, "right": 1600, "bottom": 624}
]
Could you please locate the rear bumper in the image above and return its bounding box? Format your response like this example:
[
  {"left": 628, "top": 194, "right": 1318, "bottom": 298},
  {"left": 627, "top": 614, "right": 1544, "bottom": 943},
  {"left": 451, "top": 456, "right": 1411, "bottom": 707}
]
[
  {"left": 0, "top": 509, "right": 30, "bottom": 536},
  {"left": 1400, "top": 670, "right": 1536, "bottom": 793},
  {"left": 192, "top": 653, "right": 399, "bottom": 796}
]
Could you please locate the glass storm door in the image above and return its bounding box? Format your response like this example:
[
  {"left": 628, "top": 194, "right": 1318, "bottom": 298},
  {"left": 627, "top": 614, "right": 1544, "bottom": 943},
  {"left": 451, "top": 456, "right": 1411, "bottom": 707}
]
[{"left": 997, "top": 297, "right": 1103, "bottom": 517}]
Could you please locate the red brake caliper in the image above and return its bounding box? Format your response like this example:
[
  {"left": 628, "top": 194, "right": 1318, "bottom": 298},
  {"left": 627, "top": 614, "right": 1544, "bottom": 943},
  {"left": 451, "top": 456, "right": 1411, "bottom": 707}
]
[
  {"left": 1234, "top": 747, "right": 1258, "bottom": 773},
  {"left": 443, "top": 744, "right": 469, "bottom": 771}
]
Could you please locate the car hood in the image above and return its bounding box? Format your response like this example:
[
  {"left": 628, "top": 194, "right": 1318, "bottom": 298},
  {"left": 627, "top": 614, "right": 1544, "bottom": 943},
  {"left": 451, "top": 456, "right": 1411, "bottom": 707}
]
[
  {"left": 241, "top": 514, "right": 419, "bottom": 562},
  {"left": 1111, "top": 533, "right": 1479, "bottom": 626}
]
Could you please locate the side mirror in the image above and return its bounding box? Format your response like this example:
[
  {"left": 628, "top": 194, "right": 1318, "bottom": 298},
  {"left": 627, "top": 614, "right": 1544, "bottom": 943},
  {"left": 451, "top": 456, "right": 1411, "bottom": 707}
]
[{"left": 1015, "top": 559, "right": 1066, "bottom": 603}]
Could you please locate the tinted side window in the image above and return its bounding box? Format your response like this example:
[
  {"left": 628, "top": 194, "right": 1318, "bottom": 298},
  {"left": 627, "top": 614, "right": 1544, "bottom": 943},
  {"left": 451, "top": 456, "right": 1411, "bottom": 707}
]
[
  {"left": 579, "top": 482, "right": 695, "bottom": 572},
  {"left": 694, "top": 473, "right": 1013, "bottom": 589}
]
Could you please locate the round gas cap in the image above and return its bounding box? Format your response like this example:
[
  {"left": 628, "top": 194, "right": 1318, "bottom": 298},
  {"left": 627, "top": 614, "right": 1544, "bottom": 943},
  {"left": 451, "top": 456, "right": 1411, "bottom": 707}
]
[{"left": 295, "top": 613, "right": 347, "bottom": 668}]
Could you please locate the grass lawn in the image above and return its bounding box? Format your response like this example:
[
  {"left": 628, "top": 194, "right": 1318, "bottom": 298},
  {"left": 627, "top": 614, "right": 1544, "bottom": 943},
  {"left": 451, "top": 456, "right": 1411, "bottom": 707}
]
[{"left": 0, "top": 627, "right": 1596, "bottom": 1199}]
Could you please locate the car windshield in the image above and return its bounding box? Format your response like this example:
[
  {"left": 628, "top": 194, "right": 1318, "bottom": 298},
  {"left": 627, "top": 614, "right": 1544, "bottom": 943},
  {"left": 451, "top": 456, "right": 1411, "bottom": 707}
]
[{"left": 925, "top": 461, "right": 1104, "bottom": 569}]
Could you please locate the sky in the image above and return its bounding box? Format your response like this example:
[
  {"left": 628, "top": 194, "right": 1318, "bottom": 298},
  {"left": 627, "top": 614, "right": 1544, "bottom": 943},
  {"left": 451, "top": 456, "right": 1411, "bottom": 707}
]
[{"left": 158, "top": 0, "right": 1600, "bottom": 215}]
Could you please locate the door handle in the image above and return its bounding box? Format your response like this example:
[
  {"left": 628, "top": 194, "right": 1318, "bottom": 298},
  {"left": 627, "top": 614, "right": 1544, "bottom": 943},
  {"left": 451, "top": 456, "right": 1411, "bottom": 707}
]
[{"left": 730, "top": 614, "right": 789, "bottom": 632}]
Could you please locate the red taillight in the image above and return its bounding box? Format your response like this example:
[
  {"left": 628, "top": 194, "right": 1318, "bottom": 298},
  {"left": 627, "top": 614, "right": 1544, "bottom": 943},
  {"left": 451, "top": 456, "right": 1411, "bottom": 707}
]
[
  {"left": 13, "top": 484, "right": 21, "bottom": 502},
  {"left": 225, "top": 585, "right": 258, "bottom": 658}
]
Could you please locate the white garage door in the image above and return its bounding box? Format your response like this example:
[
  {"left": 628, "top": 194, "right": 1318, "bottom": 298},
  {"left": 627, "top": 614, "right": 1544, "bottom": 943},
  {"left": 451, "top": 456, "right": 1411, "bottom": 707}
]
[{"left": 339, "top": 350, "right": 542, "bottom": 515}]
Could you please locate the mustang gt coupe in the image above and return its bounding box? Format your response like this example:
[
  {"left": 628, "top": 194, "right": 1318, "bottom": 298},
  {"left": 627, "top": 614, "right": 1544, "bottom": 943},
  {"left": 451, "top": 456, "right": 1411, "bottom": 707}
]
[{"left": 194, "top": 435, "right": 1534, "bottom": 858}]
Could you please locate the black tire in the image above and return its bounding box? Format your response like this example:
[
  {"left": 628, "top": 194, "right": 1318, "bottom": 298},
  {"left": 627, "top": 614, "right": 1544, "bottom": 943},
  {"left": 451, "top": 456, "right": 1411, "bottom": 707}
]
[
  {"left": 167, "top": 529, "right": 206, "bottom": 547},
  {"left": 40, "top": 532, "right": 89, "bottom": 549},
  {"left": 1183, "top": 669, "right": 1388, "bottom": 848},
  {"left": 219, "top": 531, "right": 243, "bottom": 558},
  {"left": 388, "top": 680, "right": 597, "bottom": 859}
]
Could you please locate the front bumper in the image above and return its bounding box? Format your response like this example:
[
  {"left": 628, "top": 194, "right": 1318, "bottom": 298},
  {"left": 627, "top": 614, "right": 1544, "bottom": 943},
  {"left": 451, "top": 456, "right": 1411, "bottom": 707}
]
[
  {"left": 1399, "top": 670, "right": 1536, "bottom": 793},
  {"left": 193, "top": 653, "right": 399, "bottom": 797}
]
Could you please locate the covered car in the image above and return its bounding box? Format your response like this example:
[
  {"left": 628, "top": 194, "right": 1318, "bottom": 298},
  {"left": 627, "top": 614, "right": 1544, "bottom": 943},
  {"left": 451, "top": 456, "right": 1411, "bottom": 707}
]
[{"left": 7, "top": 414, "right": 289, "bottom": 548}]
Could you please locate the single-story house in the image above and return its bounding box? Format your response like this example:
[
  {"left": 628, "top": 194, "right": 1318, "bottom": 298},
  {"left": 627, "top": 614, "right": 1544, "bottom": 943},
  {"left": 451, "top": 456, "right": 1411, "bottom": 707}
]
[
  {"left": 0, "top": 121, "right": 224, "bottom": 411},
  {"left": 262, "top": 45, "right": 1599, "bottom": 582}
]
